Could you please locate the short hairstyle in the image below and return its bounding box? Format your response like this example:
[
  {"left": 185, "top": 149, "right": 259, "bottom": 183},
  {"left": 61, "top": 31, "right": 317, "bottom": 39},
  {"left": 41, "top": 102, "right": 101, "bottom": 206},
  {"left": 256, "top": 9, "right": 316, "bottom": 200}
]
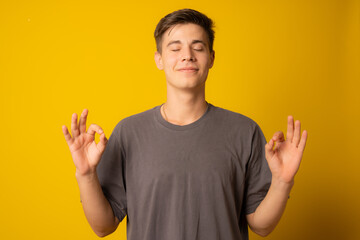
[{"left": 154, "top": 9, "right": 215, "bottom": 54}]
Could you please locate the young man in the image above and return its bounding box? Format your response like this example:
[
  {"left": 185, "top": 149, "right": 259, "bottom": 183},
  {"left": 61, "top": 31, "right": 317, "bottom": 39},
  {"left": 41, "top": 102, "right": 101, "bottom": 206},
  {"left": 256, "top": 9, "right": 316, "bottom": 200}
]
[{"left": 62, "top": 9, "right": 307, "bottom": 240}]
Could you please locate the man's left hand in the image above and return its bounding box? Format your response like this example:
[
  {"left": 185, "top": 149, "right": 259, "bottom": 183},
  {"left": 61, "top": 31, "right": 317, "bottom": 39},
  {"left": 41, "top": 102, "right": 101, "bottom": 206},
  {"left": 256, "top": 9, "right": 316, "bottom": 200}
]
[{"left": 265, "top": 116, "right": 308, "bottom": 184}]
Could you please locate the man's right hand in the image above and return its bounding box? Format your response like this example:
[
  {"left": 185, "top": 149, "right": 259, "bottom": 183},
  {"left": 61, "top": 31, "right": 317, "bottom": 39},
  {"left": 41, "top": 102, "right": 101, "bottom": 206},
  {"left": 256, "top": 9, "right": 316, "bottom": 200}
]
[{"left": 62, "top": 109, "right": 108, "bottom": 177}]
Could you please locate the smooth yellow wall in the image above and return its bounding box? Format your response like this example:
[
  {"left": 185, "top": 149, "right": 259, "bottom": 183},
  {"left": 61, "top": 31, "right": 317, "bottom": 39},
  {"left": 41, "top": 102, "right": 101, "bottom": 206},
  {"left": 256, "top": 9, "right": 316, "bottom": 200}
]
[{"left": 1, "top": 0, "right": 359, "bottom": 239}]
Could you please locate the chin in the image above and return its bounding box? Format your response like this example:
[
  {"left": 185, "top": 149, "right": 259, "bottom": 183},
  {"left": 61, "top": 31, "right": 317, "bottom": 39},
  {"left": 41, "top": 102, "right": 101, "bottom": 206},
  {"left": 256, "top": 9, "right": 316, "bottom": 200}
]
[{"left": 168, "top": 79, "right": 206, "bottom": 91}]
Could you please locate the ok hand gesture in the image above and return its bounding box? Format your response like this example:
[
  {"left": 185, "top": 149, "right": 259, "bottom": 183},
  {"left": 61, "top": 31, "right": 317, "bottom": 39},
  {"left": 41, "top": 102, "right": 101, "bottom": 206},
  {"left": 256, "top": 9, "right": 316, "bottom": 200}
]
[
  {"left": 265, "top": 116, "right": 308, "bottom": 184},
  {"left": 62, "top": 109, "right": 108, "bottom": 176}
]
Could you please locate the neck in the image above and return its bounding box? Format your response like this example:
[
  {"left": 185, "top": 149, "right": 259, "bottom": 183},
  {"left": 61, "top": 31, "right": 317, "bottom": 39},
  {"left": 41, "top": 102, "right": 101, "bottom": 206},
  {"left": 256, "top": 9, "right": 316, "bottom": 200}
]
[{"left": 162, "top": 84, "right": 208, "bottom": 126}]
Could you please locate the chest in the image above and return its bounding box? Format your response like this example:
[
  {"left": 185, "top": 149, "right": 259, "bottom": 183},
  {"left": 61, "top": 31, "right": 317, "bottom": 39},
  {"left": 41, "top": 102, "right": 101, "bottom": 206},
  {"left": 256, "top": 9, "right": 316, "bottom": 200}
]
[{"left": 125, "top": 128, "right": 246, "bottom": 192}]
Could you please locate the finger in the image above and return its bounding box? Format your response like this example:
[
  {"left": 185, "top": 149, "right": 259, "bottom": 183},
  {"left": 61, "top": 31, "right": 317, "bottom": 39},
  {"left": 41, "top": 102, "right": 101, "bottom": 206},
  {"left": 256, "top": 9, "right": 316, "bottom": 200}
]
[
  {"left": 71, "top": 113, "right": 80, "bottom": 138},
  {"left": 272, "top": 131, "right": 285, "bottom": 142},
  {"left": 265, "top": 139, "right": 275, "bottom": 160},
  {"left": 97, "top": 133, "right": 108, "bottom": 153},
  {"left": 62, "top": 125, "right": 74, "bottom": 145},
  {"left": 293, "top": 120, "right": 301, "bottom": 146},
  {"left": 286, "top": 115, "right": 294, "bottom": 142},
  {"left": 87, "top": 124, "right": 104, "bottom": 137},
  {"left": 79, "top": 109, "right": 88, "bottom": 133},
  {"left": 298, "top": 130, "right": 308, "bottom": 152}
]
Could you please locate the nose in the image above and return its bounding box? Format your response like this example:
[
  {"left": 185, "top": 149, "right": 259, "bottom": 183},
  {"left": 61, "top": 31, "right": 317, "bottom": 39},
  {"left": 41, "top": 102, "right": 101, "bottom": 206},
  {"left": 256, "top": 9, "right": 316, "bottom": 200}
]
[{"left": 181, "top": 47, "right": 195, "bottom": 62}]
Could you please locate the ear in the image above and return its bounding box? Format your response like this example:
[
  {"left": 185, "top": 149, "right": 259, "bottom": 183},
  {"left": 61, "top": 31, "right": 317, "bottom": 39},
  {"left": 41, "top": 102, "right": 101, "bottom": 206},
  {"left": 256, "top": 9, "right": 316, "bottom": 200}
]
[
  {"left": 209, "top": 50, "right": 215, "bottom": 69},
  {"left": 154, "top": 51, "right": 164, "bottom": 70}
]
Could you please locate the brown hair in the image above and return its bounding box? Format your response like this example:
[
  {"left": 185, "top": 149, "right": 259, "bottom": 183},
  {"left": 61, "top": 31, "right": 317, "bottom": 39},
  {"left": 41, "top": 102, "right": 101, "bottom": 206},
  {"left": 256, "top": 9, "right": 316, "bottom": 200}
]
[{"left": 154, "top": 9, "right": 215, "bottom": 53}]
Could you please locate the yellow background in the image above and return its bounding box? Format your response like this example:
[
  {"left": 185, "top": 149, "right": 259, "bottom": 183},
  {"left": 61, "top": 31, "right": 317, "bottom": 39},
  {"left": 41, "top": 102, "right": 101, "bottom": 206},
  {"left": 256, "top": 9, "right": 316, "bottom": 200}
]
[{"left": 1, "top": 0, "right": 359, "bottom": 239}]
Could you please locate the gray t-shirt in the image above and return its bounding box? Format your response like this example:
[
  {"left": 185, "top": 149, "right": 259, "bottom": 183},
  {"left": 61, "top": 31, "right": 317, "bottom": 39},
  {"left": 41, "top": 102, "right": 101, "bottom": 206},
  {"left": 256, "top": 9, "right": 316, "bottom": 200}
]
[{"left": 97, "top": 103, "right": 271, "bottom": 240}]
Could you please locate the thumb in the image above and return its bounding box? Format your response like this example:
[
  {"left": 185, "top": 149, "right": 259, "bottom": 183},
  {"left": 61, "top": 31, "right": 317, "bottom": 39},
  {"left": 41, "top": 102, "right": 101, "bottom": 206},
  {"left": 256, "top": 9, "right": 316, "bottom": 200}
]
[{"left": 97, "top": 133, "right": 108, "bottom": 153}]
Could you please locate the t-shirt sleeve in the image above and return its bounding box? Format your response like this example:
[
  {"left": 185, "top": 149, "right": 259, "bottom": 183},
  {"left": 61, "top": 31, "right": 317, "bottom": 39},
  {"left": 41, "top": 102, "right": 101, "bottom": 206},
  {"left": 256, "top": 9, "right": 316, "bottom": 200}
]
[
  {"left": 243, "top": 123, "right": 272, "bottom": 214},
  {"left": 97, "top": 122, "right": 127, "bottom": 222}
]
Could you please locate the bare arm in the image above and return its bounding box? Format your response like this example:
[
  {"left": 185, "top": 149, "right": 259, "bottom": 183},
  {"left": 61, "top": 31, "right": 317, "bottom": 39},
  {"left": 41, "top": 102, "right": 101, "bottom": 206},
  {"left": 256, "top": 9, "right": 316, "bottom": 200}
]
[
  {"left": 247, "top": 116, "right": 308, "bottom": 237},
  {"left": 246, "top": 179, "right": 293, "bottom": 236},
  {"left": 76, "top": 171, "right": 120, "bottom": 237},
  {"left": 62, "top": 109, "right": 120, "bottom": 237}
]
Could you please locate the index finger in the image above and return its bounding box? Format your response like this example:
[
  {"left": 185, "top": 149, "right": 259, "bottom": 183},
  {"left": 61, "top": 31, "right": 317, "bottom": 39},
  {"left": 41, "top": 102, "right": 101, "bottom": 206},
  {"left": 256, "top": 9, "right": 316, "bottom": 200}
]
[{"left": 87, "top": 124, "right": 104, "bottom": 137}]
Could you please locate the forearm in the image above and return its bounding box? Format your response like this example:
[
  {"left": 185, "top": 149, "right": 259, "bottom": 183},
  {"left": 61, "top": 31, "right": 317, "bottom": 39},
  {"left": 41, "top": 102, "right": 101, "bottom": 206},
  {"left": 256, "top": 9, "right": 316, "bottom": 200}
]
[
  {"left": 247, "top": 178, "right": 293, "bottom": 237},
  {"left": 76, "top": 171, "right": 119, "bottom": 237}
]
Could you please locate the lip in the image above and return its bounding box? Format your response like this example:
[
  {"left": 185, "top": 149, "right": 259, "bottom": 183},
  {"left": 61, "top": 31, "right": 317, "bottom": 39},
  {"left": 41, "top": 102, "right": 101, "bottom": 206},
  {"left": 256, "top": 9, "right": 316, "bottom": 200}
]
[{"left": 178, "top": 67, "right": 199, "bottom": 72}]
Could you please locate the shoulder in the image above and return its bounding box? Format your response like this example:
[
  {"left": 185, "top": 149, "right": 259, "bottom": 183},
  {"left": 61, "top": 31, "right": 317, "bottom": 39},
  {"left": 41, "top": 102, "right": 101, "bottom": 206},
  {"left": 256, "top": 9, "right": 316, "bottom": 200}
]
[
  {"left": 122, "top": 106, "right": 157, "bottom": 125},
  {"left": 210, "top": 104, "right": 259, "bottom": 132},
  {"left": 111, "top": 106, "right": 158, "bottom": 134},
  {"left": 209, "top": 104, "right": 267, "bottom": 152}
]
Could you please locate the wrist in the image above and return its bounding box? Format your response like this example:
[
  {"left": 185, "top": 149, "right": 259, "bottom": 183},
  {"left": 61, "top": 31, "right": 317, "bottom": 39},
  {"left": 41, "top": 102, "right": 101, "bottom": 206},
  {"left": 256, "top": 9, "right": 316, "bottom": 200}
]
[
  {"left": 75, "top": 169, "right": 97, "bottom": 180},
  {"left": 270, "top": 177, "right": 294, "bottom": 195}
]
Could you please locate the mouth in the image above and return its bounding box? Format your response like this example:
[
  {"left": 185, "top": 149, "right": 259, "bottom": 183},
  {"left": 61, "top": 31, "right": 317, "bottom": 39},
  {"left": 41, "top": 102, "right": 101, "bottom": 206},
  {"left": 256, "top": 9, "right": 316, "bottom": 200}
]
[{"left": 178, "top": 67, "right": 199, "bottom": 73}]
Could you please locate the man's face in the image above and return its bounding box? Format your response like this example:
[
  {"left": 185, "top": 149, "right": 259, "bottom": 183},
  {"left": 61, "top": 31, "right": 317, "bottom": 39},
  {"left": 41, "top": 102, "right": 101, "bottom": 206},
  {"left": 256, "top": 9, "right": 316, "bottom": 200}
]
[{"left": 155, "top": 23, "right": 215, "bottom": 91}]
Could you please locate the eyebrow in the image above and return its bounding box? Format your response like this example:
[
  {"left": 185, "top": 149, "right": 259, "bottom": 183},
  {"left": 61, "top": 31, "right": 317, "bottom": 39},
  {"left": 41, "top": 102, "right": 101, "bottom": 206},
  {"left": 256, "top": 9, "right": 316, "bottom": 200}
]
[{"left": 166, "top": 40, "right": 207, "bottom": 48}]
